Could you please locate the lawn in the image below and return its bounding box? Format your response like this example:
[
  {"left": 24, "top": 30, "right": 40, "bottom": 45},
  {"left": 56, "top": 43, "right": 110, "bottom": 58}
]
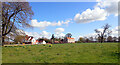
[{"left": 2, "top": 43, "right": 119, "bottom": 63}]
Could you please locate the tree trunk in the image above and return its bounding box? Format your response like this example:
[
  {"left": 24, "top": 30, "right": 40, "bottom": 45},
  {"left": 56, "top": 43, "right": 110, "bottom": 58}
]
[
  {"left": 100, "top": 40, "right": 103, "bottom": 43},
  {"left": 52, "top": 39, "right": 54, "bottom": 44},
  {"left": 2, "top": 36, "right": 4, "bottom": 46},
  {"left": 101, "top": 36, "right": 103, "bottom": 43}
]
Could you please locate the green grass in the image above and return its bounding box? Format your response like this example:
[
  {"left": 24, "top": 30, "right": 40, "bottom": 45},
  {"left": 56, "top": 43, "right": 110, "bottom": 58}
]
[{"left": 2, "top": 43, "right": 119, "bottom": 63}]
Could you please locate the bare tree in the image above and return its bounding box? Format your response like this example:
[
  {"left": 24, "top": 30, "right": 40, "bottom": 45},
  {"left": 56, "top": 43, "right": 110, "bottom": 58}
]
[
  {"left": 95, "top": 24, "right": 111, "bottom": 43},
  {"left": 51, "top": 34, "right": 55, "bottom": 44},
  {"left": 2, "top": 2, "right": 34, "bottom": 46}
]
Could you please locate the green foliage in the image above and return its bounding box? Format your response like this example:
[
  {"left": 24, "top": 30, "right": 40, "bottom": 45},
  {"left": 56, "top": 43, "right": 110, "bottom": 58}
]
[
  {"left": 2, "top": 43, "right": 118, "bottom": 63},
  {"left": 44, "top": 39, "right": 51, "bottom": 43},
  {"left": 78, "top": 37, "right": 85, "bottom": 43},
  {"left": 65, "top": 33, "right": 72, "bottom": 38},
  {"left": 75, "top": 41, "right": 82, "bottom": 43},
  {"left": 14, "top": 35, "right": 25, "bottom": 44}
]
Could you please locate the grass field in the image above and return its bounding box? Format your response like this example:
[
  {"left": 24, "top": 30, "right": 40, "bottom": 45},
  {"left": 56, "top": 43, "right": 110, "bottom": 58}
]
[{"left": 2, "top": 43, "right": 119, "bottom": 63}]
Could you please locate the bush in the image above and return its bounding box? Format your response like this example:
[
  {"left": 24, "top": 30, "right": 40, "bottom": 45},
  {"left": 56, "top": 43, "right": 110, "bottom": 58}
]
[{"left": 75, "top": 41, "right": 82, "bottom": 43}]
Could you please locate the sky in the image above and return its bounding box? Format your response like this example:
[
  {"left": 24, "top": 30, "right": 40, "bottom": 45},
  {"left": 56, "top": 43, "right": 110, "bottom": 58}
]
[{"left": 23, "top": 0, "right": 119, "bottom": 41}]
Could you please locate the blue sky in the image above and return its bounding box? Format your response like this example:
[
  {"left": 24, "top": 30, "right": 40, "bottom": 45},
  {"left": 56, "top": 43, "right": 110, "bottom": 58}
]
[{"left": 24, "top": 2, "right": 118, "bottom": 40}]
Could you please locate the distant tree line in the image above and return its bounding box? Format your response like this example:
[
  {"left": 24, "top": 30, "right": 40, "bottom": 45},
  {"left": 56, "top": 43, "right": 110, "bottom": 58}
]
[
  {"left": 4, "top": 23, "right": 119, "bottom": 44},
  {"left": 76, "top": 36, "right": 120, "bottom": 43},
  {"left": 76, "top": 24, "right": 120, "bottom": 43}
]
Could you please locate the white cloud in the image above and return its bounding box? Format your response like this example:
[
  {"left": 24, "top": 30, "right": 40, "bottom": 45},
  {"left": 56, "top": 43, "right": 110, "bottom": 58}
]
[
  {"left": 31, "top": 19, "right": 51, "bottom": 29},
  {"left": 96, "top": 0, "right": 120, "bottom": 16},
  {"left": 111, "top": 26, "right": 120, "bottom": 37},
  {"left": 61, "top": 19, "right": 72, "bottom": 25},
  {"left": 74, "top": 0, "right": 119, "bottom": 23},
  {"left": 40, "top": 31, "right": 51, "bottom": 38},
  {"left": 55, "top": 28, "right": 64, "bottom": 34},
  {"left": 31, "top": 19, "right": 72, "bottom": 29},
  {"left": 55, "top": 33, "right": 65, "bottom": 38},
  {"left": 25, "top": 31, "right": 51, "bottom": 39},
  {"left": 24, "top": 28, "right": 66, "bottom": 39},
  {"left": 25, "top": 29, "right": 65, "bottom": 39},
  {"left": 74, "top": 7, "right": 108, "bottom": 23},
  {"left": 83, "top": 33, "right": 97, "bottom": 38},
  {"left": 55, "top": 28, "right": 65, "bottom": 38}
]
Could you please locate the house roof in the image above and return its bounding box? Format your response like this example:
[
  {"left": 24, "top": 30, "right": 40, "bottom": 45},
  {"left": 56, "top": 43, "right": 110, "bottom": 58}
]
[
  {"left": 67, "top": 37, "right": 74, "bottom": 39},
  {"left": 30, "top": 37, "right": 33, "bottom": 41},
  {"left": 25, "top": 35, "right": 34, "bottom": 41}
]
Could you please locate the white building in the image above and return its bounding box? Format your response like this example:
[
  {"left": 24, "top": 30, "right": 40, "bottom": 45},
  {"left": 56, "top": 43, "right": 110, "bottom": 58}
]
[
  {"left": 36, "top": 39, "right": 46, "bottom": 44},
  {"left": 24, "top": 35, "right": 37, "bottom": 44},
  {"left": 24, "top": 35, "right": 47, "bottom": 44},
  {"left": 64, "top": 37, "right": 75, "bottom": 43}
]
